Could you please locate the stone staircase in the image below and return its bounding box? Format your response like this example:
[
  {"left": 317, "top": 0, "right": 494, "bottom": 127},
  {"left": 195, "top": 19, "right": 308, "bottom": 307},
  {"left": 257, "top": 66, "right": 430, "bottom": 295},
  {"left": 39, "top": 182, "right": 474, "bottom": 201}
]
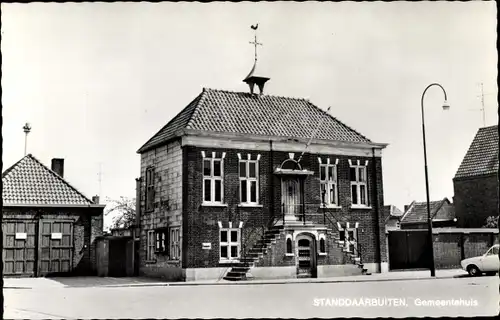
[
  {"left": 223, "top": 225, "right": 284, "bottom": 281},
  {"left": 222, "top": 217, "right": 368, "bottom": 281},
  {"left": 329, "top": 229, "right": 369, "bottom": 275}
]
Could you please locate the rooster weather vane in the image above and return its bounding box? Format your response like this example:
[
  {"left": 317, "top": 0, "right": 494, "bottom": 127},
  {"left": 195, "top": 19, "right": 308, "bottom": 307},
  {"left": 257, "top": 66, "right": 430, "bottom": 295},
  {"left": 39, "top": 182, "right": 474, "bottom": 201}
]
[{"left": 249, "top": 23, "right": 262, "bottom": 61}]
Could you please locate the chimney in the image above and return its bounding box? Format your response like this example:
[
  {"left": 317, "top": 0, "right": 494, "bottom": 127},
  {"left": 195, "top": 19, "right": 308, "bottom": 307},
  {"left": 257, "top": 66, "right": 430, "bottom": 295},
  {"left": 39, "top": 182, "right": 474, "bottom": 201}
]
[
  {"left": 404, "top": 205, "right": 410, "bottom": 213},
  {"left": 51, "top": 158, "right": 64, "bottom": 178},
  {"left": 92, "top": 195, "right": 100, "bottom": 204}
]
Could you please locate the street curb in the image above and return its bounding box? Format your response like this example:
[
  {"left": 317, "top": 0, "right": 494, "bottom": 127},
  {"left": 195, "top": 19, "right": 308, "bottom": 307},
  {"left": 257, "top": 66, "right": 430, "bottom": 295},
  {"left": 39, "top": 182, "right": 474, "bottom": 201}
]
[
  {"left": 3, "top": 274, "right": 466, "bottom": 289},
  {"left": 102, "top": 275, "right": 463, "bottom": 288}
]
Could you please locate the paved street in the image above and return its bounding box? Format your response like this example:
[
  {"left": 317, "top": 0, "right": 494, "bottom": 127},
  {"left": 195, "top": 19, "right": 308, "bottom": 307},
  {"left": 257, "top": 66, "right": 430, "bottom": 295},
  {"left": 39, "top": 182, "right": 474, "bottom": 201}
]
[{"left": 4, "top": 275, "right": 498, "bottom": 318}]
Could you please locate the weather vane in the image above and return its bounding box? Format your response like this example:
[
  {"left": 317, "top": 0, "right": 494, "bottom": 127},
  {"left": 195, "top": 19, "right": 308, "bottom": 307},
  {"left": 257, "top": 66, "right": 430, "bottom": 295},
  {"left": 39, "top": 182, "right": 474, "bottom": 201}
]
[{"left": 249, "top": 23, "right": 262, "bottom": 61}]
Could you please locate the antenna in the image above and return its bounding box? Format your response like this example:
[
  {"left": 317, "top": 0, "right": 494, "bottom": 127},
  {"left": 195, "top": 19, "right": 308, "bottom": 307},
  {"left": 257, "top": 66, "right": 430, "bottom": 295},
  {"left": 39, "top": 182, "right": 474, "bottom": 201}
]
[
  {"left": 480, "top": 83, "right": 486, "bottom": 127},
  {"left": 97, "top": 162, "right": 103, "bottom": 198}
]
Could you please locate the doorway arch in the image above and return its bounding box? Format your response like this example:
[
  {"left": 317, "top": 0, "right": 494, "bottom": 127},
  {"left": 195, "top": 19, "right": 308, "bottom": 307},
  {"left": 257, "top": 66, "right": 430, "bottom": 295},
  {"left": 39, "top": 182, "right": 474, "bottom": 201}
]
[{"left": 296, "top": 233, "right": 317, "bottom": 278}]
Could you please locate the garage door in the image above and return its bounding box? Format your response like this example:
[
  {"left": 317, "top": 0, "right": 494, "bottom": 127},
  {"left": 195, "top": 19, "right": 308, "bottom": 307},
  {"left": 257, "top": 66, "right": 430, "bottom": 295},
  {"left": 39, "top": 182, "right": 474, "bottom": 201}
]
[
  {"left": 2, "top": 221, "right": 36, "bottom": 276},
  {"left": 39, "top": 220, "right": 73, "bottom": 275}
]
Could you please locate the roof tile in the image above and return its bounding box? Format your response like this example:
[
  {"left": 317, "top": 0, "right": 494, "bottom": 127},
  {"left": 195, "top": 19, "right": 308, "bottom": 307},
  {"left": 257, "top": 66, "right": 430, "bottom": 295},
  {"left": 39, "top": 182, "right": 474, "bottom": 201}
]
[
  {"left": 138, "top": 88, "right": 372, "bottom": 153},
  {"left": 2, "top": 154, "right": 94, "bottom": 206},
  {"left": 454, "top": 125, "right": 498, "bottom": 179},
  {"left": 400, "top": 198, "right": 454, "bottom": 224}
]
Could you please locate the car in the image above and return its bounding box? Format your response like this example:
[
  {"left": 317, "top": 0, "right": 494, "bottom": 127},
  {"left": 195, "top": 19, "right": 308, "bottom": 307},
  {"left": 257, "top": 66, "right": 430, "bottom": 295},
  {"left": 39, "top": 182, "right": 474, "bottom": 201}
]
[{"left": 460, "top": 244, "right": 499, "bottom": 276}]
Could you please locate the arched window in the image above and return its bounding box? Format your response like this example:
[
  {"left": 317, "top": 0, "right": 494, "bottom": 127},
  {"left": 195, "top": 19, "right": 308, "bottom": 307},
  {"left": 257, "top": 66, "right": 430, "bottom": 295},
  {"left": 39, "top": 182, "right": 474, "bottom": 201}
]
[
  {"left": 319, "top": 238, "right": 326, "bottom": 254},
  {"left": 286, "top": 238, "right": 293, "bottom": 254},
  {"left": 280, "top": 159, "right": 302, "bottom": 171}
]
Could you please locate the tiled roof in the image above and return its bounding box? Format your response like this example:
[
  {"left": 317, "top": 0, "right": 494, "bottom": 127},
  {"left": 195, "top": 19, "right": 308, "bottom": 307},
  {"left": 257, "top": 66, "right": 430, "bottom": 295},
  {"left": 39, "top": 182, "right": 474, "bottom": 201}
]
[
  {"left": 400, "top": 198, "right": 453, "bottom": 224},
  {"left": 454, "top": 125, "right": 499, "bottom": 179},
  {"left": 383, "top": 205, "right": 403, "bottom": 224},
  {"left": 387, "top": 205, "right": 403, "bottom": 217},
  {"left": 138, "top": 88, "right": 373, "bottom": 153},
  {"left": 2, "top": 154, "right": 95, "bottom": 206}
]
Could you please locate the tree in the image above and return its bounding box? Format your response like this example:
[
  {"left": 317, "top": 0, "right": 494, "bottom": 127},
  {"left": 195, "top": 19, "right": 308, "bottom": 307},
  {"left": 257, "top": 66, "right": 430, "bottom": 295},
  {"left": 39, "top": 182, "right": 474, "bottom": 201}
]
[
  {"left": 105, "top": 196, "right": 136, "bottom": 230},
  {"left": 483, "top": 215, "right": 499, "bottom": 228}
]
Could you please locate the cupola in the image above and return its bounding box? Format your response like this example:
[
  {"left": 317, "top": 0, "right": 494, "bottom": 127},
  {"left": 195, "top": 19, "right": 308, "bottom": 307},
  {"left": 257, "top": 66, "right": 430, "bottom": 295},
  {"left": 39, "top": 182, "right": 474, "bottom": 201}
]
[{"left": 243, "top": 24, "right": 270, "bottom": 95}]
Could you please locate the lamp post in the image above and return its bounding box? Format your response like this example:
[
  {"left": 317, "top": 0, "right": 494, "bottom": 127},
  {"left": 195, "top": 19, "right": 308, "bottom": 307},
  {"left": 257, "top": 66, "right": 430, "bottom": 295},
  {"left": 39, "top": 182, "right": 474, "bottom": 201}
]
[
  {"left": 421, "top": 83, "right": 449, "bottom": 277},
  {"left": 23, "top": 122, "right": 32, "bottom": 156}
]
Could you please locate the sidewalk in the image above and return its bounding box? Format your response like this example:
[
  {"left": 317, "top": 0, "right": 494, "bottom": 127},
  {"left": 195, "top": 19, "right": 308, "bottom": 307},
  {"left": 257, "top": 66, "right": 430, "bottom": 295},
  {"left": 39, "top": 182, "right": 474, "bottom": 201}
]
[{"left": 3, "top": 269, "right": 469, "bottom": 289}]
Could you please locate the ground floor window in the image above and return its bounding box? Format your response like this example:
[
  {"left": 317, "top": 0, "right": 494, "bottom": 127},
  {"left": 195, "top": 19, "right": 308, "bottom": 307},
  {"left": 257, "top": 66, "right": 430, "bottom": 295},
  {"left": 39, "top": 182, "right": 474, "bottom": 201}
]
[
  {"left": 170, "top": 227, "right": 180, "bottom": 260},
  {"left": 155, "top": 228, "right": 167, "bottom": 253},
  {"left": 338, "top": 222, "right": 358, "bottom": 253},
  {"left": 319, "top": 238, "right": 326, "bottom": 254},
  {"left": 219, "top": 228, "right": 240, "bottom": 261}
]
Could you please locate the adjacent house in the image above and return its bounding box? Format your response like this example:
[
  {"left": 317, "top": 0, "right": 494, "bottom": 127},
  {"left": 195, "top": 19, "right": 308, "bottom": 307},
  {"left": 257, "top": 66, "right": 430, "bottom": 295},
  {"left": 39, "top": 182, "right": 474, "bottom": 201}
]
[
  {"left": 453, "top": 125, "right": 499, "bottom": 228},
  {"left": 384, "top": 205, "right": 403, "bottom": 231},
  {"left": 399, "top": 198, "right": 456, "bottom": 230},
  {"left": 135, "top": 56, "right": 389, "bottom": 281},
  {"left": 2, "top": 154, "right": 105, "bottom": 277}
]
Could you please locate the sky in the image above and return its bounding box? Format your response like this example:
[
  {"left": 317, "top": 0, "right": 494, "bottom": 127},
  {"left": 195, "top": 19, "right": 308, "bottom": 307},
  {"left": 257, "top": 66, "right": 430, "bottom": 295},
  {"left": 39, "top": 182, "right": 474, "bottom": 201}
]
[{"left": 2, "top": 2, "right": 497, "bottom": 228}]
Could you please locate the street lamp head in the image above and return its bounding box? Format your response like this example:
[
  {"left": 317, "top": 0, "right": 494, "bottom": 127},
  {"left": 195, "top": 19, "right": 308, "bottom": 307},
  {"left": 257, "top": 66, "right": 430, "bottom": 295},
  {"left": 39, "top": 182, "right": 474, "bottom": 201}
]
[
  {"left": 23, "top": 122, "right": 32, "bottom": 133},
  {"left": 442, "top": 100, "right": 450, "bottom": 111}
]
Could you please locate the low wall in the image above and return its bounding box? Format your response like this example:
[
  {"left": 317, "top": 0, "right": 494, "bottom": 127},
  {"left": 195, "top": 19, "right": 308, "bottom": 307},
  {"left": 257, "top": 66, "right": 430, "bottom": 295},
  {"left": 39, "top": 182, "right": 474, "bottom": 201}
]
[{"left": 387, "top": 228, "right": 498, "bottom": 270}]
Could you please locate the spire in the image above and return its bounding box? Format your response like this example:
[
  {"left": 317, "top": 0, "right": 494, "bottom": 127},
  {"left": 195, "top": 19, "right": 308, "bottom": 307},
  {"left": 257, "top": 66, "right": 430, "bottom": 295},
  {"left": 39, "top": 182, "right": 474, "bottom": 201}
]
[{"left": 243, "top": 23, "right": 270, "bottom": 95}]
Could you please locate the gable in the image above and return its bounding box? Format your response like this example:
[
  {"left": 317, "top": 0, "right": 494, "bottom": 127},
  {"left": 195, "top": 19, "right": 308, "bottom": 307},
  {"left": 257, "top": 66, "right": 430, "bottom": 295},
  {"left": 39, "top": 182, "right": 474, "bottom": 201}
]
[
  {"left": 454, "top": 125, "right": 498, "bottom": 179},
  {"left": 138, "top": 88, "right": 374, "bottom": 153},
  {"left": 2, "top": 154, "right": 94, "bottom": 206}
]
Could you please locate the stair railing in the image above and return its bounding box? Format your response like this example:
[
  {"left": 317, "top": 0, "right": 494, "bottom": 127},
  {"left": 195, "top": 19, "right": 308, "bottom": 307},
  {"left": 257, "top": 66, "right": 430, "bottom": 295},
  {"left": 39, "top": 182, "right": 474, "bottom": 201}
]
[
  {"left": 218, "top": 213, "right": 282, "bottom": 281},
  {"left": 322, "top": 210, "right": 365, "bottom": 264}
]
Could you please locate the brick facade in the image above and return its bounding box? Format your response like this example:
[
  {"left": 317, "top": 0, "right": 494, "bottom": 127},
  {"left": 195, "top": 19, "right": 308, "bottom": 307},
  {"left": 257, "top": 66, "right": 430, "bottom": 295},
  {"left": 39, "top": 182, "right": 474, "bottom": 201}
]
[
  {"left": 453, "top": 174, "right": 499, "bottom": 228},
  {"left": 182, "top": 145, "right": 386, "bottom": 270},
  {"left": 2, "top": 207, "right": 103, "bottom": 276}
]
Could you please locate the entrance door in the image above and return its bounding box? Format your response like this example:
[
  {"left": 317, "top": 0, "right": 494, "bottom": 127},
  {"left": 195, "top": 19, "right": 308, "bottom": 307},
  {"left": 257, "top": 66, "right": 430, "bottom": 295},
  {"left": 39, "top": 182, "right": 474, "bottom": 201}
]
[
  {"left": 282, "top": 178, "right": 302, "bottom": 220},
  {"left": 39, "top": 221, "right": 73, "bottom": 275},
  {"left": 2, "top": 221, "right": 36, "bottom": 276},
  {"left": 296, "top": 234, "right": 317, "bottom": 278},
  {"left": 109, "top": 239, "right": 128, "bottom": 277}
]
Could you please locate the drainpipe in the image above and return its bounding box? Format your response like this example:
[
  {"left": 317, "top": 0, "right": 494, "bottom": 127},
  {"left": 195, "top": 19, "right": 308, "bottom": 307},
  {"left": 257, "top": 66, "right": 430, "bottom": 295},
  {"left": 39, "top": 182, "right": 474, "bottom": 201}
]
[
  {"left": 269, "top": 140, "right": 274, "bottom": 227},
  {"left": 135, "top": 178, "right": 142, "bottom": 231},
  {"left": 372, "top": 147, "right": 382, "bottom": 272},
  {"left": 34, "top": 209, "right": 41, "bottom": 277}
]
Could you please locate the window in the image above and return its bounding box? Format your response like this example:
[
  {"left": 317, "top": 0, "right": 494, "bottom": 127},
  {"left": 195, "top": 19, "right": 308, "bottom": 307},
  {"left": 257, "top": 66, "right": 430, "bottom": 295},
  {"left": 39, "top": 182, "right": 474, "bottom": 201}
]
[
  {"left": 487, "top": 246, "right": 499, "bottom": 256},
  {"left": 338, "top": 222, "right": 358, "bottom": 253},
  {"left": 319, "top": 238, "right": 326, "bottom": 254},
  {"left": 220, "top": 228, "right": 240, "bottom": 261},
  {"left": 320, "top": 163, "right": 338, "bottom": 206},
  {"left": 170, "top": 227, "right": 181, "bottom": 260},
  {"left": 147, "top": 230, "right": 155, "bottom": 261},
  {"left": 203, "top": 157, "right": 224, "bottom": 204},
  {"left": 286, "top": 237, "right": 293, "bottom": 255},
  {"left": 145, "top": 167, "right": 155, "bottom": 211},
  {"left": 239, "top": 159, "right": 259, "bottom": 204},
  {"left": 155, "top": 229, "right": 167, "bottom": 253},
  {"left": 350, "top": 162, "right": 368, "bottom": 206}
]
